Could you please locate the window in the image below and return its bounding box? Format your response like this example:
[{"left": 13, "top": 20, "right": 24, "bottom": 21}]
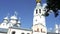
[
  {"left": 41, "top": 29, "right": 45, "bottom": 33},
  {"left": 34, "top": 28, "right": 39, "bottom": 32},
  {"left": 43, "top": 9, "right": 46, "bottom": 11},
  {"left": 27, "top": 33, "right": 30, "bottom": 34},
  {"left": 39, "top": 9, "right": 41, "bottom": 13},
  {"left": 12, "top": 31, "right": 15, "bottom": 34},
  {"left": 21, "top": 33, "right": 24, "bottom": 34},
  {"left": 36, "top": 9, "right": 38, "bottom": 14},
  {"left": 41, "top": 29, "right": 42, "bottom": 32},
  {"left": 37, "top": 28, "right": 39, "bottom": 32}
]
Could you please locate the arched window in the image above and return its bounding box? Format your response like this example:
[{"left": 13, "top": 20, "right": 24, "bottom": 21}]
[
  {"left": 39, "top": 9, "right": 41, "bottom": 13},
  {"left": 21, "top": 33, "right": 24, "bottom": 34},
  {"left": 37, "top": 28, "right": 39, "bottom": 32},
  {"left": 12, "top": 31, "right": 15, "bottom": 34},
  {"left": 41, "top": 29, "right": 42, "bottom": 32},
  {"left": 41, "top": 29, "right": 45, "bottom": 33},
  {"left": 36, "top": 9, "right": 38, "bottom": 14},
  {"left": 35, "top": 28, "right": 39, "bottom": 32}
]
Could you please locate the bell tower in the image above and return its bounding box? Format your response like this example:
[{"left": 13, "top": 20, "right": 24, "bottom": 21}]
[{"left": 32, "top": 0, "right": 47, "bottom": 34}]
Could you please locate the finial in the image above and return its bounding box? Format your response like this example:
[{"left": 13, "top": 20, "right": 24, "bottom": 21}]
[
  {"left": 14, "top": 11, "right": 18, "bottom": 16},
  {"left": 7, "top": 13, "right": 9, "bottom": 17},
  {"left": 36, "top": 0, "right": 41, "bottom": 3}
]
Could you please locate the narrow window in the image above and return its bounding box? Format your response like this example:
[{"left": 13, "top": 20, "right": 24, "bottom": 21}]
[
  {"left": 41, "top": 29, "right": 42, "bottom": 32},
  {"left": 34, "top": 28, "right": 39, "bottom": 32},
  {"left": 37, "top": 28, "right": 39, "bottom": 32},
  {"left": 36, "top": 9, "right": 38, "bottom": 14},
  {"left": 41, "top": 29, "right": 45, "bottom": 33},
  {"left": 39, "top": 9, "right": 41, "bottom": 13},
  {"left": 12, "top": 31, "right": 15, "bottom": 34}
]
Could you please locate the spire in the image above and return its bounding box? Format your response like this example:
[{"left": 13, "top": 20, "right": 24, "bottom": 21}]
[
  {"left": 36, "top": 0, "right": 41, "bottom": 3},
  {"left": 14, "top": 11, "right": 18, "bottom": 16}
]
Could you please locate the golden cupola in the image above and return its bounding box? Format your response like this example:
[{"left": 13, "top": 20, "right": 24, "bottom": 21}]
[{"left": 36, "top": 0, "right": 41, "bottom": 3}]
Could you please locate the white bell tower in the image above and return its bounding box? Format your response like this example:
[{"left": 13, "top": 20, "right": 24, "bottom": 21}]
[{"left": 32, "top": 0, "right": 47, "bottom": 34}]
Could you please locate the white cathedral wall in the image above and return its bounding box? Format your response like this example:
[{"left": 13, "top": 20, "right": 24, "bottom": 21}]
[
  {"left": 7, "top": 28, "right": 32, "bottom": 34},
  {"left": 0, "top": 33, "right": 7, "bottom": 34},
  {"left": 33, "top": 32, "right": 47, "bottom": 34}
]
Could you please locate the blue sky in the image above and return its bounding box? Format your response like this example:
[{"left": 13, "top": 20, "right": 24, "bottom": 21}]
[{"left": 0, "top": 0, "right": 60, "bottom": 30}]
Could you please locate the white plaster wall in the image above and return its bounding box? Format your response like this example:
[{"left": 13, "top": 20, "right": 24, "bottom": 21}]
[
  {"left": 33, "top": 32, "right": 47, "bottom": 34},
  {"left": 7, "top": 28, "right": 32, "bottom": 34},
  {"left": 33, "top": 15, "right": 46, "bottom": 26}
]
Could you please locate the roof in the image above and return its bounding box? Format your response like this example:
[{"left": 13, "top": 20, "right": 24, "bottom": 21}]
[
  {"left": 0, "top": 28, "right": 8, "bottom": 33},
  {"left": 9, "top": 27, "right": 32, "bottom": 31}
]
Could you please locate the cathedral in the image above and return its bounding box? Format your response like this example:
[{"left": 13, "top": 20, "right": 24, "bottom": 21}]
[{"left": 0, "top": 0, "right": 60, "bottom": 34}]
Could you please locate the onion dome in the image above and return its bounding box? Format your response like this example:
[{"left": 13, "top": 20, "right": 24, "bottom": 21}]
[
  {"left": 36, "top": 0, "right": 41, "bottom": 3},
  {"left": 17, "top": 20, "right": 21, "bottom": 27},
  {"left": 10, "top": 15, "right": 18, "bottom": 20},
  {"left": 4, "top": 16, "right": 9, "bottom": 20},
  {"left": 3, "top": 16, "right": 9, "bottom": 23},
  {"left": 18, "top": 20, "right": 21, "bottom": 24}
]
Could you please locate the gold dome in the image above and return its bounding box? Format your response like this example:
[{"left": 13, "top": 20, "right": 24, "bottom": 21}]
[{"left": 36, "top": 0, "right": 41, "bottom": 3}]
